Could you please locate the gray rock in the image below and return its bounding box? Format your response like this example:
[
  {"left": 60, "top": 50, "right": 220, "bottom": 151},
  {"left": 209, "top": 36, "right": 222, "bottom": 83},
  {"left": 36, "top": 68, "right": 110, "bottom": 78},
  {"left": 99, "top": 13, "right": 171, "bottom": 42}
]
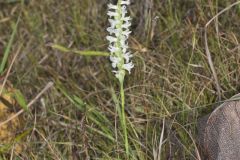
[{"left": 197, "top": 94, "right": 240, "bottom": 160}]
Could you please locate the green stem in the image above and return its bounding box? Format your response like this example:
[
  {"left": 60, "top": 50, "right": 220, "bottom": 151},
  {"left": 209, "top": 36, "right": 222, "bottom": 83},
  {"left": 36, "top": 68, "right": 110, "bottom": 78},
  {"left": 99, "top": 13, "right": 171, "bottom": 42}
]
[{"left": 120, "top": 80, "right": 129, "bottom": 157}]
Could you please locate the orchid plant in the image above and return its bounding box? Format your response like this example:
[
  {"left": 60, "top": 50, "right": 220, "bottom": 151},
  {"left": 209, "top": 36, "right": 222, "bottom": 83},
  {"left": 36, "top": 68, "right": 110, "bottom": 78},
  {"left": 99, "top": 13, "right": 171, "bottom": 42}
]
[{"left": 106, "top": 0, "right": 133, "bottom": 156}]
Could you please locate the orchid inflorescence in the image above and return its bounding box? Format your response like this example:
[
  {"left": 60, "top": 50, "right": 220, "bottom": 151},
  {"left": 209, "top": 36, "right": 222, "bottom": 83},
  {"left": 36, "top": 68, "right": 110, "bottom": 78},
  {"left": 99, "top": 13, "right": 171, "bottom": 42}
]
[{"left": 106, "top": 0, "right": 133, "bottom": 82}]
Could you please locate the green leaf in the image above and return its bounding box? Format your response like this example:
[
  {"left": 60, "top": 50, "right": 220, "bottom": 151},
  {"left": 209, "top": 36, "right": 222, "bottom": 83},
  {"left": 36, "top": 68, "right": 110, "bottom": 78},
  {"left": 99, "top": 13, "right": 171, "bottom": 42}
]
[
  {"left": 51, "top": 44, "right": 71, "bottom": 52},
  {"left": 51, "top": 44, "right": 109, "bottom": 56},
  {"left": 74, "top": 50, "right": 109, "bottom": 56},
  {"left": 14, "top": 90, "right": 28, "bottom": 111}
]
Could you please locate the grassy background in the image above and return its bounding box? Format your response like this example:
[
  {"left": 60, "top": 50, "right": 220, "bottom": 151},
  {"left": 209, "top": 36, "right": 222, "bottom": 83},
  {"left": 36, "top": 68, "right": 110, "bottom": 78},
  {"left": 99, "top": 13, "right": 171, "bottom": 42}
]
[{"left": 1, "top": 0, "right": 240, "bottom": 159}]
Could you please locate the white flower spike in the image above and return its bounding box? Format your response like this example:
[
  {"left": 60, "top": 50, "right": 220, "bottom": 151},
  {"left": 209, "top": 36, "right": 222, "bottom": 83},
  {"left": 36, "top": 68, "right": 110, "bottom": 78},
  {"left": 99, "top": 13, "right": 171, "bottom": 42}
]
[{"left": 106, "top": 0, "right": 133, "bottom": 82}]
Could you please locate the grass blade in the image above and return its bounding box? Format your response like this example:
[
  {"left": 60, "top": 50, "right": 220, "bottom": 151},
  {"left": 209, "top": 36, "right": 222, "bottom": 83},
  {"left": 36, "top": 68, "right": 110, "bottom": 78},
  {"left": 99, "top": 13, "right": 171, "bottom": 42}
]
[
  {"left": 57, "top": 83, "right": 114, "bottom": 142},
  {"left": 0, "top": 17, "right": 19, "bottom": 74}
]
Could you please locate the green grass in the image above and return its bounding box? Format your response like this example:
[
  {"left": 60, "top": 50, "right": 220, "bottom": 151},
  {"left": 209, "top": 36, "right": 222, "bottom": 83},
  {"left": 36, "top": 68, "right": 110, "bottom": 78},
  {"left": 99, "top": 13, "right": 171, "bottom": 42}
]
[{"left": 1, "top": 0, "right": 240, "bottom": 159}]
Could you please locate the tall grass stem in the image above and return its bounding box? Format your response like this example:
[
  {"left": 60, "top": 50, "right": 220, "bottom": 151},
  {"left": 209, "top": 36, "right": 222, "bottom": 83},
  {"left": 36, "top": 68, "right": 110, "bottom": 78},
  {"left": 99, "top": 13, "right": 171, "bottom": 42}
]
[{"left": 120, "top": 80, "right": 129, "bottom": 157}]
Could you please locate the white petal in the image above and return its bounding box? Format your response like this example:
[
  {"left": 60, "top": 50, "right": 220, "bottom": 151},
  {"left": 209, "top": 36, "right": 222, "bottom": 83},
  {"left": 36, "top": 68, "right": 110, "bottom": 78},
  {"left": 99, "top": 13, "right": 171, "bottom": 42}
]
[
  {"left": 121, "top": 0, "right": 130, "bottom": 5},
  {"left": 108, "top": 3, "right": 118, "bottom": 10},
  {"left": 106, "top": 36, "right": 117, "bottom": 43},
  {"left": 123, "top": 62, "right": 134, "bottom": 73},
  {"left": 110, "top": 56, "right": 120, "bottom": 68},
  {"left": 122, "top": 16, "right": 131, "bottom": 22},
  {"left": 107, "top": 27, "right": 121, "bottom": 37},
  {"left": 120, "top": 38, "right": 128, "bottom": 48},
  {"left": 108, "top": 45, "right": 120, "bottom": 53},
  {"left": 122, "top": 5, "right": 127, "bottom": 13},
  {"left": 122, "top": 46, "right": 128, "bottom": 54},
  {"left": 123, "top": 52, "right": 133, "bottom": 63},
  {"left": 122, "top": 21, "right": 131, "bottom": 29},
  {"left": 107, "top": 11, "right": 118, "bottom": 17},
  {"left": 122, "top": 30, "right": 131, "bottom": 37},
  {"left": 109, "top": 19, "right": 118, "bottom": 27}
]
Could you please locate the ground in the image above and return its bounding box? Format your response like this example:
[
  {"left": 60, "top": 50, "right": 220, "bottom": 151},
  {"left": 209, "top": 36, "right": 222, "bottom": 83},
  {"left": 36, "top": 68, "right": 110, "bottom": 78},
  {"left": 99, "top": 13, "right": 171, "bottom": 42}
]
[{"left": 0, "top": 0, "right": 240, "bottom": 159}]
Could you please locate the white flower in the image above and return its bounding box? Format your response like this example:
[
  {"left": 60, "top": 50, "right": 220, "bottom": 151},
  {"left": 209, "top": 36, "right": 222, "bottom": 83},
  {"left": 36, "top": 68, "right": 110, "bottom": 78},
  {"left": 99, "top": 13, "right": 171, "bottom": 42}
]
[
  {"left": 107, "top": 27, "right": 120, "bottom": 36},
  {"left": 123, "top": 52, "right": 132, "bottom": 63},
  {"left": 121, "top": 6, "right": 127, "bottom": 15},
  {"left": 121, "top": 0, "right": 130, "bottom": 5},
  {"left": 108, "top": 45, "right": 120, "bottom": 53},
  {"left": 110, "top": 56, "right": 120, "bottom": 68},
  {"left": 122, "top": 30, "right": 131, "bottom": 37},
  {"left": 106, "top": 36, "right": 117, "bottom": 43},
  {"left": 107, "top": 0, "right": 133, "bottom": 80},
  {"left": 109, "top": 19, "right": 119, "bottom": 28},
  {"left": 122, "top": 16, "right": 131, "bottom": 22},
  {"left": 108, "top": 3, "right": 118, "bottom": 10},
  {"left": 107, "top": 11, "right": 118, "bottom": 17},
  {"left": 122, "top": 21, "right": 131, "bottom": 29},
  {"left": 123, "top": 62, "right": 134, "bottom": 73}
]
